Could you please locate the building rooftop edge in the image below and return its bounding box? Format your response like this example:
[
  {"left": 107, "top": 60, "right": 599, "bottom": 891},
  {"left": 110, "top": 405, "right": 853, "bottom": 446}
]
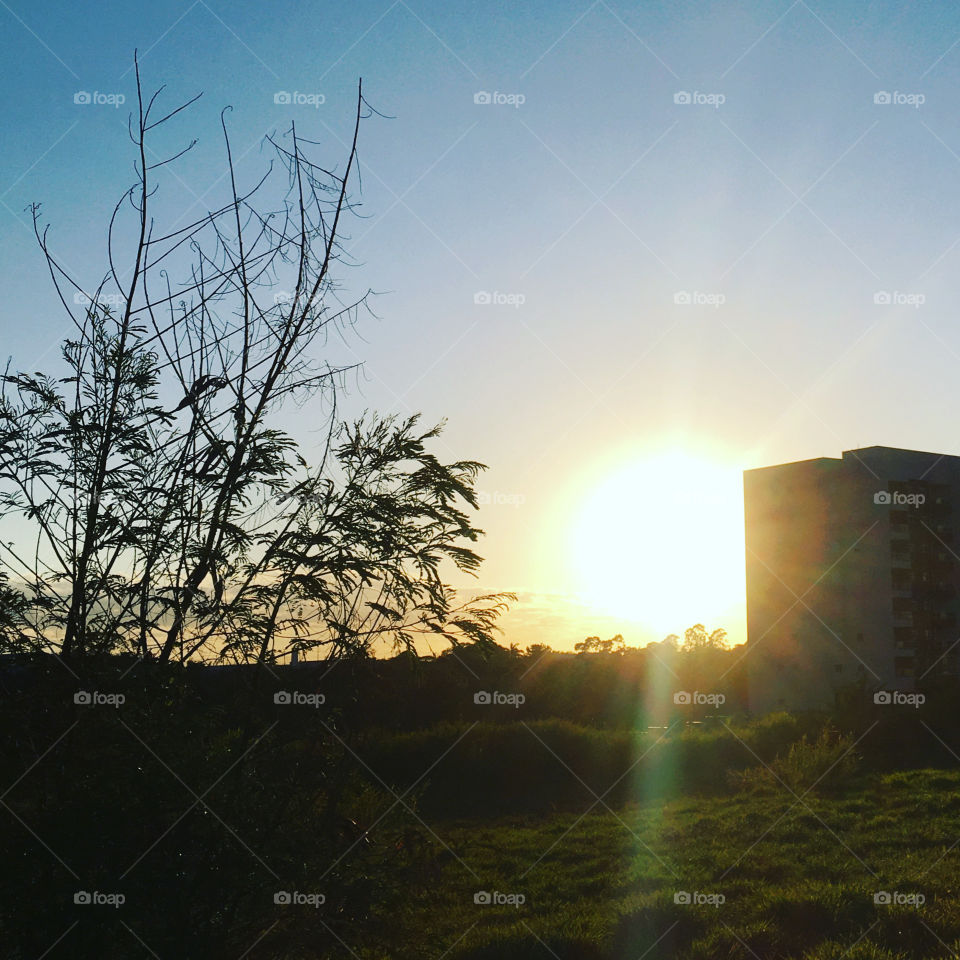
[{"left": 745, "top": 445, "right": 960, "bottom": 475}]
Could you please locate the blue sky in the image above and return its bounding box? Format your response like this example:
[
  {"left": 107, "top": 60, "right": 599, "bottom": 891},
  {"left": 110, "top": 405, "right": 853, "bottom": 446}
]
[{"left": 2, "top": 0, "right": 960, "bottom": 650}]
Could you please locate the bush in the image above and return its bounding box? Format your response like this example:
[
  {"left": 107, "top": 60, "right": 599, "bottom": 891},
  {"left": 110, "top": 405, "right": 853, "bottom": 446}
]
[{"left": 729, "top": 725, "right": 859, "bottom": 794}]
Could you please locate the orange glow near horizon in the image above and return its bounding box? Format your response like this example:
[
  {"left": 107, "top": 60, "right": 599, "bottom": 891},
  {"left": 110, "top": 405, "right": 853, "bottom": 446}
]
[{"left": 568, "top": 448, "right": 746, "bottom": 641}]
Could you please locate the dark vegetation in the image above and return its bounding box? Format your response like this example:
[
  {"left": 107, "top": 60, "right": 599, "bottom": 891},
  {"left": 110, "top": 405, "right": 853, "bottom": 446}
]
[{"left": 4, "top": 644, "right": 960, "bottom": 957}]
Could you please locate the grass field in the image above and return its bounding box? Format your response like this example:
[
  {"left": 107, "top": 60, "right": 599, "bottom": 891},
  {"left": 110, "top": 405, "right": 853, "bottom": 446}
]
[
  {"left": 364, "top": 767, "right": 960, "bottom": 959},
  {"left": 6, "top": 672, "right": 959, "bottom": 958}
]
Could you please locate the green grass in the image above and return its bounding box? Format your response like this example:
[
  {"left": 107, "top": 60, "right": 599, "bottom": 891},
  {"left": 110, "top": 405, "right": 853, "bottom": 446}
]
[{"left": 357, "top": 768, "right": 960, "bottom": 959}]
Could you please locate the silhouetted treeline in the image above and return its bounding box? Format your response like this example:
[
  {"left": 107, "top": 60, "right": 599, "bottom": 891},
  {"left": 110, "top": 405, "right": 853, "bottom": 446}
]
[{"left": 267, "top": 639, "right": 750, "bottom": 731}]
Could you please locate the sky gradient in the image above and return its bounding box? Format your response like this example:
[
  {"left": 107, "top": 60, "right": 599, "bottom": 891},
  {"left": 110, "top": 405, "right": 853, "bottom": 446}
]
[{"left": 3, "top": 0, "right": 960, "bottom": 650}]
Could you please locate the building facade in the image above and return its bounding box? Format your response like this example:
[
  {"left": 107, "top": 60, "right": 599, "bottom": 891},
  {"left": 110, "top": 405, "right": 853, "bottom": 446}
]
[{"left": 744, "top": 446, "right": 960, "bottom": 713}]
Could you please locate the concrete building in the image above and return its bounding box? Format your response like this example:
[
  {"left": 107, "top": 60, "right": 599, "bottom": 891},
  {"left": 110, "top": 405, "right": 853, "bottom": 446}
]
[{"left": 744, "top": 446, "right": 960, "bottom": 713}]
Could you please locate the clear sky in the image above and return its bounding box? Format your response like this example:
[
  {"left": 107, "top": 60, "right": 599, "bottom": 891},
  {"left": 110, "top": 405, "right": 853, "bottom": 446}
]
[{"left": 2, "top": 0, "right": 960, "bottom": 651}]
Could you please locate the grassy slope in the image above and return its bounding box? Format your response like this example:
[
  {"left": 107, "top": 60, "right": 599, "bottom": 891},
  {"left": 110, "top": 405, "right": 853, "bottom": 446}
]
[{"left": 364, "top": 769, "right": 960, "bottom": 960}]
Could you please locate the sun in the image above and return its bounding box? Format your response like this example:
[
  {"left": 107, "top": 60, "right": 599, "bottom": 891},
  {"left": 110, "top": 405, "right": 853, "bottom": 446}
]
[{"left": 568, "top": 448, "right": 745, "bottom": 639}]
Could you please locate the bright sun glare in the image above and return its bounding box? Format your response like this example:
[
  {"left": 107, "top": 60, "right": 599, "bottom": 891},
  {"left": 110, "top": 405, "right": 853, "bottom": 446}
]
[{"left": 569, "top": 449, "right": 745, "bottom": 640}]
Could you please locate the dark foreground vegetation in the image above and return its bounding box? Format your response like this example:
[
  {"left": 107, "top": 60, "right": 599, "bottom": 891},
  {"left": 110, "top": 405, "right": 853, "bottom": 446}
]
[{"left": 4, "top": 648, "right": 960, "bottom": 958}]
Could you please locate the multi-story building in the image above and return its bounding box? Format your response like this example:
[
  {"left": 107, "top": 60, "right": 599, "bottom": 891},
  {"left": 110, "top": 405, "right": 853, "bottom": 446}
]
[{"left": 744, "top": 446, "right": 960, "bottom": 713}]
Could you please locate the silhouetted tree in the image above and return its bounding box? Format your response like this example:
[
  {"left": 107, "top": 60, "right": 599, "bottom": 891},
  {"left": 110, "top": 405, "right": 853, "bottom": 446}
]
[
  {"left": 681, "top": 623, "right": 729, "bottom": 652},
  {"left": 0, "top": 59, "right": 509, "bottom": 665},
  {"left": 574, "top": 634, "right": 626, "bottom": 654}
]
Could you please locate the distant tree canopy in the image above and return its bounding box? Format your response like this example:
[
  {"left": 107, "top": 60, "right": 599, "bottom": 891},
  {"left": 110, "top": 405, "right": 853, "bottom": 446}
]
[
  {"left": 680, "top": 623, "right": 729, "bottom": 652},
  {"left": 574, "top": 633, "right": 626, "bottom": 654},
  {"left": 572, "top": 626, "right": 731, "bottom": 656},
  {"left": 0, "top": 65, "right": 510, "bottom": 666}
]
